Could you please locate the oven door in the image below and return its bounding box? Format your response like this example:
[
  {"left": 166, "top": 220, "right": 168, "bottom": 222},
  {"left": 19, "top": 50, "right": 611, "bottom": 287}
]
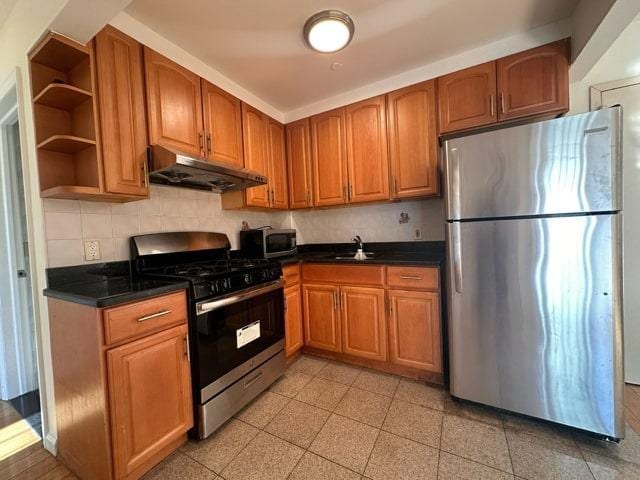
[
  {"left": 264, "top": 230, "right": 297, "bottom": 258},
  {"left": 194, "top": 280, "right": 284, "bottom": 403}
]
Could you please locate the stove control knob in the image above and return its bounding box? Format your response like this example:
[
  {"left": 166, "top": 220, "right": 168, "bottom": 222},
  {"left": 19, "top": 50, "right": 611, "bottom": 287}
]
[{"left": 243, "top": 273, "right": 252, "bottom": 285}]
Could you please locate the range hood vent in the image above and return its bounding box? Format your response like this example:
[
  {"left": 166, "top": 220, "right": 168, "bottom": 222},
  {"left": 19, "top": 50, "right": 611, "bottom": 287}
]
[{"left": 147, "top": 145, "right": 267, "bottom": 193}]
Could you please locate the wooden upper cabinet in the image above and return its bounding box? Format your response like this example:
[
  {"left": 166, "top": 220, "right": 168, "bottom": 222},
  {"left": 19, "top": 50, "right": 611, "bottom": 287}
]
[
  {"left": 340, "top": 286, "right": 387, "bottom": 361},
  {"left": 388, "top": 290, "right": 442, "bottom": 373},
  {"left": 107, "top": 324, "right": 193, "bottom": 479},
  {"left": 201, "top": 80, "right": 244, "bottom": 167},
  {"left": 284, "top": 284, "right": 304, "bottom": 357},
  {"left": 144, "top": 47, "right": 204, "bottom": 157},
  {"left": 497, "top": 39, "right": 569, "bottom": 121},
  {"left": 438, "top": 61, "right": 497, "bottom": 133},
  {"left": 95, "top": 26, "right": 148, "bottom": 198},
  {"left": 286, "top": 119, "right": 313, "bottom": 209},
  {"left": 303, "top": 283, "right": 341, "bottom": 352},
  {"left": 310, "top": 108, "right": 349, "bottom": 206},
  {"left": 267, "top": 118, "right": 289, "bottom": 209},
  {"left": 345, "top": 95, "right": 390, "bottom": 203},
  {"left": 387, "top": 80, "right": 439, "bottom": 199},
  {"left": 241, "top": 102, "right": 270, "bottom": 207}
]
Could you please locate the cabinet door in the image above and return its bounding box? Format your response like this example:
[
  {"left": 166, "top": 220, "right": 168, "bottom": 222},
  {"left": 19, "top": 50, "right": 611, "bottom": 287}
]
[
  {"left": 388, "top": 290, "right": 442, "bottom": 373},
  {"left": 144, "top": 47, "right": 204, "bottom": 157},
  {"left": 497, "top": 39, "right": 569, "bottom": 121},
  {"left": 302, "top": 283, "right": 341, "bottom": 352},
  {"left": 267, "top": 118, "right": 289, "bottom": 209},
  {"left": 202, "top": 80, "right": 244, "bottom": 167},
  {"left": 95, "top": 26, "right": 148, "bottom": 197},
  {"left": 387, "top": 80, "right": 439, "bottom": 199},
  {"left": 438, "top": 61, "right": 497, "bottom": 133},
  {"left": 286, "top": 118, "right": 313, "bottom": 209},
  {"left": 107, "top": 324, "right": 193, "bottom": 479},
  {"left": 242, "top": 103, "right": 270, "bottom": 207},
  {"left": 340, "top": 286, "right": 387, "bottom": 361},
  {"left": 284, "top": 285, "right": 304, "bottom": 357},
  {"left": 310, "top": 108, "right": 348, "bottom": 206}
]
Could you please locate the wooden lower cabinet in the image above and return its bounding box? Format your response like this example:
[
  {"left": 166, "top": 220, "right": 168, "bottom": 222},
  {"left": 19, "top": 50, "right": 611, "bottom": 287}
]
[
  {"left": 388, "top": 289, "right": 442, "bottom": 373},
  {"left": 341, "top": 286, "right": 387, "bottom": 361},
  {"left": 284, "top": 284, "right": 304, "bottom": 357},
  {"left": 302, "top": 283, "right": 341, "bottom": 352}
]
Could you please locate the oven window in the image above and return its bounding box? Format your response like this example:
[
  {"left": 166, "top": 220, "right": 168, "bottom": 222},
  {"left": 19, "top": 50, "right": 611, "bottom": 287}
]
[
  {"left": 265, "top": 233, "right": 294, "bottom": 254},
  {"left": 195, "top": 288, "right": 284, "bottom": 390}
]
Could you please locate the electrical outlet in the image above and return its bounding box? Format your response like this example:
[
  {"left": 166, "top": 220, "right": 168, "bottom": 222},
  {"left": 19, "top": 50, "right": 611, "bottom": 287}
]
[
  {"left": 413, "top": 228, "right": 423, "bottom": 240},
  {"left": 84, "top": 240, "right": 101, "bottom": 261}
]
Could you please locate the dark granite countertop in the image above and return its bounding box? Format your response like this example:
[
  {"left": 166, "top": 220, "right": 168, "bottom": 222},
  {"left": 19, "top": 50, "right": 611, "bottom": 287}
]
[{"left": 44, "top": 261, "right": 188, "bottom": 308}]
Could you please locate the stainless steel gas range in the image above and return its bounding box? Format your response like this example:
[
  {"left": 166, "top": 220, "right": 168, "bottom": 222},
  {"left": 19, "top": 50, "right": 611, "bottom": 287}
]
[{"left": 130, "top": 231, "right": 286, "bottom": 439}]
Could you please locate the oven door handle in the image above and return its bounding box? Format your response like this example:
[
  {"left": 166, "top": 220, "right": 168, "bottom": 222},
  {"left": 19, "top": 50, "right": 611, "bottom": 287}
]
[{"left": 196, "top": 280, "right": 284, "bottom": 314}]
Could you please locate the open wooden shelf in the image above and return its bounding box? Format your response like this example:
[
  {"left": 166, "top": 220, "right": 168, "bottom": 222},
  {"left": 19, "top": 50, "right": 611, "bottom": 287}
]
[
  {"left": 30, "top": 33, "right": 90, "bottom": 72},
  {"left": 37, "top": 134, "right": 96, "bottom": 154},
  {"left": 34, "top": 83, "right": 92, "bottom": 110},
  {"left": 40, "top": 185, "right": 102, "bottom": 200}
]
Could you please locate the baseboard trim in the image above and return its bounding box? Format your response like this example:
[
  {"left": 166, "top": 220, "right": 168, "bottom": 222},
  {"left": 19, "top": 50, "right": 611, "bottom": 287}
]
[{"left": 43, "top": 432, "right": 57, "bottom": 455}]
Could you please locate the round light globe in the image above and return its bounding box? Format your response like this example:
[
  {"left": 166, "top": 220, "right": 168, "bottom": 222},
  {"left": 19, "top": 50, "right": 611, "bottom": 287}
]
[{"left": 304, "top": 11, "right": 354, "bottom": 53}]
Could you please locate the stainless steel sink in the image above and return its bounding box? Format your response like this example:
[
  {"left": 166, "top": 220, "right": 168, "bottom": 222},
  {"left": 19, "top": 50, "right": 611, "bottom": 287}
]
[{"left": 332, "top": 252, "right": 376, "bottom": 260}]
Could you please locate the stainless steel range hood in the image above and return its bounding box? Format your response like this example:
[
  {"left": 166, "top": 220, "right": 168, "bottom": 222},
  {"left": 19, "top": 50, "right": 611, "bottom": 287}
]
[{"left": 147, "top": 144, "right": 267, "bottom": 192}]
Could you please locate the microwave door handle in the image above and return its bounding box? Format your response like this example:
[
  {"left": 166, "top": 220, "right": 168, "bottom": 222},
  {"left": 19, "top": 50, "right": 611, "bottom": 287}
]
[{"left": 196, "top": 280, "right": 283, "bottom": 314}]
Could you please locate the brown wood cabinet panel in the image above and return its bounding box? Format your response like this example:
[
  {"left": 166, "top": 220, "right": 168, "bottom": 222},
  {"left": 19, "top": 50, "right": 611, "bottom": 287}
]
[
  {"left": 302, "top": 263, "right": 385, "bottom": 286},
  {"left": 108, "top": 324, "right": 193, "bottom": 479},
  {"left": 388, "top": 290, "right": 442, "bottom": 373},
  {"left": 284, "top": 285, "right": 304, "bottom": 357},
  {"left": 387, "top": 80, "right": 439, "bottom": 198},
  {"left": 286, "top": 118, "right": 313, "bottom": 208},
  {"left": 345, "top": 95, "right": 390, "bottom": 203},
  {"left": 310, "top": 108, "right": 348, "bottom": 206},
  {"left": 282, "top": 263, "right": 301, "bottom": 287},
  {"left": 386, "top": 266, "right": 439, "bottom": 291},
  {"left": 144, "top": 47, "right": 203, "bottom": 157},
  {"left": 497, "top": 39, "right": 569, "bottom": 121},
  {"left": 202, "top": 80, "right": 244, "bottom": 167},
  {"left": 241, "top": 102, "right": 270, "bottom": 207},
  {"left": 95, "top": 26, "right": 148, "bottom": 198},
  {"left": 267, "top": 118, "right": 289, "bottom": 209},
  {"left": 438, "top": 61, "right": 497, "bottom": 133},
  {"left": 341, "top": 286, "right": 387, "bottom": 361},
  {"left": 302, "top": 283, "right": 341, "bottom": 352},
  {"left": 103, "top": 291, "right": 187, "bottom": 346}
]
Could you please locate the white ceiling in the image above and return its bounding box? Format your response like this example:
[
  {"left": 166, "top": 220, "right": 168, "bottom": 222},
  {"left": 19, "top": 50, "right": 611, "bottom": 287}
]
[{"left": 125, "top": 0, "right": 580, "bottom": 113}]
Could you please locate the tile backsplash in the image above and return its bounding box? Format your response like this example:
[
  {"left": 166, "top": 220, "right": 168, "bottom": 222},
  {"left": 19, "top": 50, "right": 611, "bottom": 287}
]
[{"left": 43, "top": 185, "right": 289, "bottom": 267}]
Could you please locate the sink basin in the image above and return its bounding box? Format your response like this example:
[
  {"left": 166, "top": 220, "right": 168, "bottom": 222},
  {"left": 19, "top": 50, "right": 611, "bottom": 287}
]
[{"left": 331, "top": 252, "right": 376, "bottom": 260}]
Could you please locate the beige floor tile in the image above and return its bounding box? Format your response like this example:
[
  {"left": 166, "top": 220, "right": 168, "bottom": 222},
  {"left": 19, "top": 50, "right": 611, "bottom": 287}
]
[
  {"left": 143, "top": 452, "right": 217, "bottom": 479},
  {"left": 288, "top": 355, "right": 327, "bottom": 376},
  {"left": 502, "top": 413, "right": 581, "bottom": 456},
  {"left": 583, "top": 449, "right": 640, "bottom": 480},
  {"left": 221, "top": 431, "right": 304, "bottom": 480},
  {"left": 181, "top": 418, "right": 258, "bottom": 473},
  {"left": 441, "top": 414, "right": 512, "bottom": 473},
  {"left": 438, "top": 451, "right": 514, "bottom": 480},
  {"left": 317, "top": 361, "right": 361, "bottom": 385},
  {"left": 269, "top": 371, "right": 314, "bottom": 397},
  {"left": 234, "top": 392, "right": 290, "bottom": 428},
  {"left": 506, "top": 428, "right": 593, "bottom": 480},
  {"left": 264, "top": 399, "right": 331, "bottom": 448},
  {"left": 309, "top": 413, "right": 379, "bottom": 473},
  {"left": 295, "top": 377, "right": 349, "bottom": 411},
  {"left": 444, "top": 397, "right": 503, "bottom": 427},
  {"left": 382, "top": 399, "right": 442, "bottom": 448},
  {"left": 394, "top": 379, "right": 445, "bottom": 410},
  {"left": 288, "top": 451, "right": 361, "bottom": 480},
  {"left": 335, "top": 387, "right": 391, "bottom": 427},
  {"left": 364, "top": 431, "right": 438, "bottom": 480},
  {"left": 353, "top": 370, "right": 400, "bottom": 397},
  {"left": 577, "top": 423, "right": 640, "bottom": 466}
]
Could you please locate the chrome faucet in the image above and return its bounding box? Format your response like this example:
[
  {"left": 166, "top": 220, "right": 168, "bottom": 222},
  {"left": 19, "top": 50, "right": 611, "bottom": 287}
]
[{"left": 353, "top": 235, "right": 363, "bottom": 250}]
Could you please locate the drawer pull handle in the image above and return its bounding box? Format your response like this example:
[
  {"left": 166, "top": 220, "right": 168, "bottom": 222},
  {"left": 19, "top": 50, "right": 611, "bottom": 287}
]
[
  {"left": 137, "top": 310, "right": 171, "bottom": 322},
  {"left": 244, "top": 371, "right": 263, "bottom": 389},
  {"left": 399, "top": 275, "right": 422, "bottom": 280}
]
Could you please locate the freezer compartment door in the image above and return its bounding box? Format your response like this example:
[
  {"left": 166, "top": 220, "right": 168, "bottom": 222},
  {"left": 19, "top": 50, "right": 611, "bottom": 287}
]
[
  {"left": 444, "top": 107, "right": 622, "bottom": 221},
  {"left": 447, "top": 214, "right": 624, "bottom": 438}
]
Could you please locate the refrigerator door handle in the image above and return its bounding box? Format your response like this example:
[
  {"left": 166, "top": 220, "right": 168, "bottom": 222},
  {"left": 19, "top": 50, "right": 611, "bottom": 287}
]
[
  {"left": 452, "top": 222, "right": 463, "bottom": 293},
  {"left": 447, "top": 147, "right": 461, "bottom": 220}
]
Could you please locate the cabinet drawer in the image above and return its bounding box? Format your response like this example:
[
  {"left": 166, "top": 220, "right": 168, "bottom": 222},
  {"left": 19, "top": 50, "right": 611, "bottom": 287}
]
[
  {"left": 386, "top": 266, "right": 438, "bottom": 290},
  {"left": 302, "top": 263, "right": 385, "bottom": 286},
  {"left": 103, "top": 291, "right": 187, "bottom": 345},
  {"left": 282, "top": 263, "right": 301, "bottom": 286}
]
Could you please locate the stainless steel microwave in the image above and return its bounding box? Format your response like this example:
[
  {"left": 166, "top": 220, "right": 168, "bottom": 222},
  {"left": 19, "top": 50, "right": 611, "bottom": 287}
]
[{"left": 239, "top": 229, "right": 297, "bottom": 258}]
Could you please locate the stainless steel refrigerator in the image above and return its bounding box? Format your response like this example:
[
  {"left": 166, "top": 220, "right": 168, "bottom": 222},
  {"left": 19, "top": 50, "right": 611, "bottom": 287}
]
[{"left": 444, "top": 106, "right": 624, "bottom": 439}]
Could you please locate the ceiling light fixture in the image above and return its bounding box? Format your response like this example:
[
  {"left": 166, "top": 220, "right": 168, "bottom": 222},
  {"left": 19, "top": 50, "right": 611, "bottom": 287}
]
[{"left": 303, "top": 10, "right": 354, "bottom": 53}]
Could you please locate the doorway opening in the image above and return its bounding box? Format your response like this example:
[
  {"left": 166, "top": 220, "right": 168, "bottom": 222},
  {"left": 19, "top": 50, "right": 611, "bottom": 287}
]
[{"left": 0, "top": 83, "right": 41, "bottom": 461}]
